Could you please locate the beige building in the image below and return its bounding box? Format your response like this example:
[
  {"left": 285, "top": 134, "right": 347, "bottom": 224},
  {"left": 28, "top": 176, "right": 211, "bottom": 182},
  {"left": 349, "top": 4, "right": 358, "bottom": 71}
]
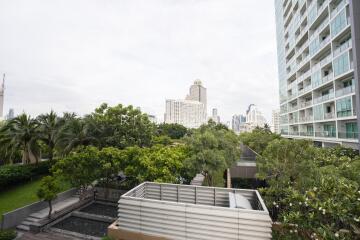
[{"left": 245, "top": 104, "right": 267, "bottom": 131}]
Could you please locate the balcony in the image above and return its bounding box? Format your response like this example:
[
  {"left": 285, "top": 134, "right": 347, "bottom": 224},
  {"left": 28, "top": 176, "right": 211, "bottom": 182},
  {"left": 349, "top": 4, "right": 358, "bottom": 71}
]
[
  {"left": 299, "top": 115, "right": 313, "bottom": 122},
  {"left": 333, "top": 39, "right": 352, "bottom": 58},
  {"left": 313, "top": 91, "right": 334, "bottom": 104},
  {"left": 298, "top": 85, "right": 312, "bottom": 95},
  {"left": 335, "top": 85, "right": 355, "bottom": 97},
  {"left": 315, "top": 131, "right": 336, "bottom": 138},
  {"left": 330, "top": 0, "right": 348, "bottom": 19},
  {"left": 300, "top": 131, "right": 314, "bottom": 136},
  {"left": 324, "top": 112, "right": 335, "bottom": 120},
  {"left": 299, "top": 101, "right": 312, "bottom": 108},
  {"left": 338, "top": 132, "right": 358, "bottom": 139},
  {"left": 289, "top": 131, "right": 300, "bottom": 136},
  {"left": 310, "top": 17, "right": 329, "bottom": 40}
]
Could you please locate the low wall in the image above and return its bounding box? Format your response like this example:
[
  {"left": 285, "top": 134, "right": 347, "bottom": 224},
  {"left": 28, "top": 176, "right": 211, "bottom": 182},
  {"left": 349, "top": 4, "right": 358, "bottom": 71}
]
[
  {"left": 1, "top": 188, "right": 77, "bottom": 229},
  {"left": 94, "top": 187, "right": 127, "bottom": 202}
]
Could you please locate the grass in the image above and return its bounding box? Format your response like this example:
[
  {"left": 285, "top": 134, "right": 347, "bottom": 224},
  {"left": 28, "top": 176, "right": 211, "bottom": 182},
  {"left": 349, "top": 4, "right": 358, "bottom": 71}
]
[{"left": 0, "top": 177, "right": 71, "bottom": 220}]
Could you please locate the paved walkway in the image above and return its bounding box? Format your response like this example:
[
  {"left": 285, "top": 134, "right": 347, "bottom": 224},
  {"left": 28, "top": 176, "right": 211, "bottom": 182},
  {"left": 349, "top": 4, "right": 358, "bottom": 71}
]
[{"left": 17, "top": 196, "right": 79, "bottom": 231}]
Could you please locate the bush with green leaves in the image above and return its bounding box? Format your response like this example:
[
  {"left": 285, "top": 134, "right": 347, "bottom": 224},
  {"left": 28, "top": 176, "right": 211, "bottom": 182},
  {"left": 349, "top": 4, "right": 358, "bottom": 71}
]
[
  {"left": 257, "top": 139, "right": 360, "bottom": 239},
  {"left": 239, "top": 127, "right": 280, "bottom": 155},
  {"left": 37, "top": 176, "right": 61, "bottom": 218},
  {"left": 0, "top": 161, "right": 53, "bottom": 190},
  {"left": 0, "top": 229, "right": 16, "bottom": 240}
]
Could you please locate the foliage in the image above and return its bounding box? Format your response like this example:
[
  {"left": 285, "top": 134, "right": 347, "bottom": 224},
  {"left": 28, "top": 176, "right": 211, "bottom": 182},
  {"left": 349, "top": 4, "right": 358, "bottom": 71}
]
[
  {"left": 156, "top": 123, "right": 188, "bottom": 139},
  {"left": 37, "top": 110, "right": 64, "bottom": 161},
  {"left": 151, "top": 135, "right": 172, "bottom": 146},
  {"left": 239, "top": 127, "right": 280, "bottom": 155},
  {"left": 0, "top": 229, "right": 16, "bottom": 240},
  {"left": 0, "top": 114, "right": 41, "bottom": 164},
  {"left": 0, "top": 161, "right": 53, "bottom": 190},
  {"left": 52, "top": 146, "right": 100, "bottom": 191},
  {"left": 86, "top": 103, "right": 156, "bottom": 149},
  {"left": 37, "top": 176, "right": 61, "bottom": 218},
  {"left": 257, "top": 139, "right": 360, "bottom": 239},
  {"left": 123, "top": 145, "right": 189, "bottom": 184},
  {"left": 184, "top": 121, "right": 240, "bottom": 186},
  {"left": 97, "top": 147, "right": 124, "bottom": 189}
]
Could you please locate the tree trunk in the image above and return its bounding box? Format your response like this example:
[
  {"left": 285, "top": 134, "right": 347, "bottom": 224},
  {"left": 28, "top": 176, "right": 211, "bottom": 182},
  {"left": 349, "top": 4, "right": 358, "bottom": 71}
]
[{"left": 48, "top": 200, "right": 52, "bottom": 219}]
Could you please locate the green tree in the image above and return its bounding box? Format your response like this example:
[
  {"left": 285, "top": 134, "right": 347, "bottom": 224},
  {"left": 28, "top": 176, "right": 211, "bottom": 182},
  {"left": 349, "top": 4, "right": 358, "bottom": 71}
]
[
  {"left": 157, "top": 123, "right": 188, "bottom": 139},
  {"left": 37, "top": 110, "right": 63, "bottom": 161},
  {"left": 87, "top": 103, "right": 155, "bottom": 149},
  {"left": 184, "top": 122, "right": 240, "bottom": 186},
  {"left": 0, "top": 114, "right": 40, "bottom": 164},
  {"left": 239, "top": 127, "right": 280, "bottom": 155},
  {"left": 37, "top": 176, "right": 61, "bottom": 218},
  {"left": 52, "top": 146, "right": 100, "bottom": 198}
]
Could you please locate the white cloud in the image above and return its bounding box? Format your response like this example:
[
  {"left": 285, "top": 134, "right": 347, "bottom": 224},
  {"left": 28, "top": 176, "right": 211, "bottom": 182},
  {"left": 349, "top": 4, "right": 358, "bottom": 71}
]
[{"left": 0, "top": 0, "right": 279, "bottom": 122}]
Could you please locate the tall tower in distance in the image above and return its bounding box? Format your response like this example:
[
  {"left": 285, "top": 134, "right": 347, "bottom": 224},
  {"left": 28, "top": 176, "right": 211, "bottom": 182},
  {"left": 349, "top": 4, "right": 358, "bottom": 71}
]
[
  {"left": 186, "top": 79, "right": 207, "bottom": 116},
  {"left": 0, "top": 74, "right": 4, "bottom": 120}
]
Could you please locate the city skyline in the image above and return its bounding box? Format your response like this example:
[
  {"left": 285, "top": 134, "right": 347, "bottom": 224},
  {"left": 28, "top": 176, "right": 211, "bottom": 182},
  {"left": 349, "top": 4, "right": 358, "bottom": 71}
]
[{"left": 0, "top": 0, "right": 278, "bottom": 123}]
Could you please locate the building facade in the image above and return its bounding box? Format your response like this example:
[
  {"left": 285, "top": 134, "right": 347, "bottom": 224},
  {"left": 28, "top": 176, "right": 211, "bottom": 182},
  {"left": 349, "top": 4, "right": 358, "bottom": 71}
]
[
  {"left": 164, "top": 99, "right": 206, "bottom": 128},
  {"left": 245, "top": 104, "right": 267, "bottom": 131},
  {"left": 185, "top": 79, "right": 207, "bottom": 117},
  {"left": 231, "top": 114, "right": 246, "bottom": 133},
  {"left": 271, "top": 109, "right": 281, "bottom": 133},
  {"left": 275, "top": 0, "right": 360, "bottom": 149},
  {"left": 210, "top": 108, "right": 221, "bottom": 123}
]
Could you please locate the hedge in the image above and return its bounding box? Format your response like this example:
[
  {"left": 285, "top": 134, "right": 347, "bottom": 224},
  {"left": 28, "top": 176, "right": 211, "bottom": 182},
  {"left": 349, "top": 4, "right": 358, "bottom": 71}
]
[
  {"left": 0, "top": 161, "right": 53, "bottom": 190},
  {"left": 0, "top": 229, "right": 16, "bottom": 240}
]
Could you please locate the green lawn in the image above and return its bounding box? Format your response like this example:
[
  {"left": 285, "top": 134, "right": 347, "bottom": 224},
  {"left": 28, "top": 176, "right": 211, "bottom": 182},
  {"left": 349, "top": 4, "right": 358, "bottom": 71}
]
[{"left": 0, "top": 177, "right": 71, "bottom": 220}]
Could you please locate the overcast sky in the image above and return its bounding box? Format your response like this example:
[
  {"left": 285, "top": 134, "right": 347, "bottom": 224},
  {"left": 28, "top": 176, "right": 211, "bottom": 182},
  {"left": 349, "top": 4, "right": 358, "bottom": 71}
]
[{"left": 0, "top": 0, "right": 279, "bottom": 123}]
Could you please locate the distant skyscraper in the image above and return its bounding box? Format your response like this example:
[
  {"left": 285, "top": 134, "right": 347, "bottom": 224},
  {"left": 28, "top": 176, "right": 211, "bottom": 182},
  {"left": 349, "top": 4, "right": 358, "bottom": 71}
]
[
  {"left": 246, "top": 104, "right": 267, "bottom": 131},
  {"left": 232, "top": 114, "right": 246, "bottom": 133},
  {"left": 0, "top": 74, "right": 4, "bottom": 120},
  {"left": 186, "top": 80, "right": 207, "bottom": 117},
  {"left": 6, "top": 108, "right": 14, "bottom": 120},
  {"left": 211, "top": 108, "right": 220, "bottom": 123},
  {"left": 165, "top": 99, "right": 206, "bottom": 128},
  {"left": 271, "top": 109, "right": 280, "bottom": 134}
]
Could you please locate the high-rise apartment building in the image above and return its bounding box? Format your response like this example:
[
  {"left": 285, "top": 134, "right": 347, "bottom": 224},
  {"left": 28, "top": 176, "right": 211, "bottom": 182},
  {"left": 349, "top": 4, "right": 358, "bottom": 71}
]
[
  {"left": 164, "top": 99, "right": 206, "bottom": 128},
  {"left": 0, "top": 74, "right": 4, "bottom": 120},
  {"left": 271, "top": 109, "right": 281, "bottom": 134},
  {"left": 165, "top": 80, "right": 207, "bottom": 128},
  {"left": 6, "top": 108, "right": 14, "bottom": 120},
  {"left": 275, "top": 0, "right": 360, "bottom": 149}
]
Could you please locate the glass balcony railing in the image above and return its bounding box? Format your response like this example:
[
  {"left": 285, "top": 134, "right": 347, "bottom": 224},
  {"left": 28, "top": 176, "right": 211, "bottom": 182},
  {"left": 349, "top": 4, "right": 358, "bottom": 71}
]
[
  {"left": 299, "top": 115, "right": 313, "bottom": 122},
  {"left": 335, "top": 85, "right": 355, "bottom": 97},
  {"left": 330, "top": 0, "right": 348, "bottom": 19},
  {"left": 337, "top": 109, "right": 353, "bottom": 118},
  {"left": 300, "top": 131, "right": 314, "bottom": 136},
  {"left": 333, "top": 39, "right": 352, "bottom": 58},
  {"left": 313, "top": 91, "right": 334, "bottom": 104},
  {"left": 315, "top": 131, "right": 336, "bottom": 138},
  {"left": 299, "top": 101, "right": 312, "bottom": 108},
  {"left": 289, "top": 131, "right": 300, "bottom": 136},
  {"left": 324, "top": 112, "right": 335, "bottom": 119},
  {"left": 338, "top": 132, "right": 358, "bottom": 139}
]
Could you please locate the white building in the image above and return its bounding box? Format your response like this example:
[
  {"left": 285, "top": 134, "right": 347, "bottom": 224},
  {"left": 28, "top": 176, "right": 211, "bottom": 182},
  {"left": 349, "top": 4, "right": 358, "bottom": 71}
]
[
  {"left": 275, "top": 0, "right": 360, "bottom": 149},
  {"left": 232, "top": 114, "right": 246, "bottom": 133},
  {"left": 271, "top": 109, "right": 280, "bottom": 134},
  {"left": 165, "top": 99, "right": 206, "bottom": 129},
  {"left": 185, "top": 80, "right": 207, "bottom": 118},
  {"left": 165, "top": 80, "right": 207, "bottom": 128},
  {"left": 0, "top": 74, "right": 4, "bottom": 120},
  {"left": 245, "top": 104, "right": 267, "bottom": 131}
]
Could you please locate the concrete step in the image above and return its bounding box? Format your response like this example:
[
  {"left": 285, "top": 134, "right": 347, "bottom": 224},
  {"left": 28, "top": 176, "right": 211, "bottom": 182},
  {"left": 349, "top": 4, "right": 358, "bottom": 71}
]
[
  {"left": 20, "top": 220, "right": 34, "bottom": 226},
  {"left": 25, "top": 217, "right": 41, "bottom": 222},
  {"left": 16, "top": 224, "right": 30, "bottom": 231}
]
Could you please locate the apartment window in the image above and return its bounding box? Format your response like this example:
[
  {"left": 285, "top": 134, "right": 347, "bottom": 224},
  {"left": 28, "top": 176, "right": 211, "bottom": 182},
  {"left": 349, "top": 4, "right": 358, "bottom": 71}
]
[
  {"left": 345, "top": 122, "right": 358, "bottom": 138},
  {"left": 333, "top": 52, "right": 349, "bottom": 77},
  {"left": 336, "top": 96, "right": 352, "bottom": 117},
  {"left": 311, "top": 70, "right": 322, "bottom": 87},
  {"left": 309, "top": 38, "right": 320, "bottom": 55},
  {"left": 307, "top": 125, "right": 314, "bottom": 134},
  {"left": 314, "top": 104, "right": 324, "bottom": 120},
  {"left": 308, "top": 5, "right": 317, "bottom": 24},
  {"left": 323, "top": 124, "right": 336, "bottom": 137},
  {"left": 331, "top": 9, "right": 347, "bottom": 37}
]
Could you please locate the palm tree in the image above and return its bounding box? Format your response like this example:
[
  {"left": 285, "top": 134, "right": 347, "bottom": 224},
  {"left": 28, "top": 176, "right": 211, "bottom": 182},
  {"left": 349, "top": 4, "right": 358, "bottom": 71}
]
[
  {"left": 37, "top": 110, "right": 63, "bottom": 161},
  {"left": 0, "top": 114, "right": 41, "bottom": 164},
  {"left": 57, "top": 118, "right": 96, "bottom": 154}
]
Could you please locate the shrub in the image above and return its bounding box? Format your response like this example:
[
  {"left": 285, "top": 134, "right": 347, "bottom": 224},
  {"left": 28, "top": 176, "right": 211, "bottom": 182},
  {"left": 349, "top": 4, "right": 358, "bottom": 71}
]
[
  {"left": 0, "top": 161, "right": 53, "bottom": 190},
  {"left": 0, "top": 229, "right": 16, "bottom": 240}
]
